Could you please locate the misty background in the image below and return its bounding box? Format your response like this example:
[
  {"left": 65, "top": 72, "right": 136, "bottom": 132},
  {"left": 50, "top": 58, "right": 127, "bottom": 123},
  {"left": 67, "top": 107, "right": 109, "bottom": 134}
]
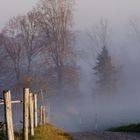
[{"left": 0, "top": 0, "right": 140, "bottom": 132}]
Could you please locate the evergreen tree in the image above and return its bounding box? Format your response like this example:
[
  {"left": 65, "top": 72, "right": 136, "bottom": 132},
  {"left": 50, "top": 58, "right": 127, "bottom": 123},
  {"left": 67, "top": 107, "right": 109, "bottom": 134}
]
[{"left": 94, "top": 46, "right": 117, "bottom": 94}]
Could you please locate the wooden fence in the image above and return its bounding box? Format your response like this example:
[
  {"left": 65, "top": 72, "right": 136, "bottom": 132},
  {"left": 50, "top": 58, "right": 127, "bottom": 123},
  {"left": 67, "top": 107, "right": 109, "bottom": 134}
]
[{"left": 0, "top": 88, "right": 46, "bottom": 140}]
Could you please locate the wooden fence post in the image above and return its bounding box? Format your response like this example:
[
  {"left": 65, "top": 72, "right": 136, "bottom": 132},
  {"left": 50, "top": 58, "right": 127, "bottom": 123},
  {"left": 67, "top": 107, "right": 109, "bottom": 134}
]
[
  {"left": 29, "top": 93, "right": 34, "bottom": 136},
  {"left": 3, "top": 90, "right": 15, "bottom": 140},
  {"left": 23, "top": 88, "right": 29, "bottom": 140},
  {"left": 42, "top": 106, "right": 46, "bottom": 124},
  {"left": 34, "top": 94, "right": 37, "bottom": 127},
  {"left": 40, "top": 106, "right": 43, "bottom": 125}
]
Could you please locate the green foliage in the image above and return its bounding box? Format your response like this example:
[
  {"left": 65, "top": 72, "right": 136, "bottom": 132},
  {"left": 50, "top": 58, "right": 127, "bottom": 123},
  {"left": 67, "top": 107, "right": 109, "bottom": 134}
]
[{"left": 109, "top": 124, "right": 140, "bottom": 132}]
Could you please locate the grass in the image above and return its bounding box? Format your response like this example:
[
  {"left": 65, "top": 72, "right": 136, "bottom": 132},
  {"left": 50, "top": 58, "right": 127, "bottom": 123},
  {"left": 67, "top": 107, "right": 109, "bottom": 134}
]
[
  {"left": 1, "top": 124, "right": 72, "bottom": 140},
  {"left": 0, "top": 131, "right": 6, "bottom": 140},
  {"left": 109, "top": 123, "right": 140, "bottom": 132}
]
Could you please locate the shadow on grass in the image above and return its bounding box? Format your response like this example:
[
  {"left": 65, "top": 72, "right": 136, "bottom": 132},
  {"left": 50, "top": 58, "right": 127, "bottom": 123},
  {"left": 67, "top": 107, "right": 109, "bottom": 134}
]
[{"left": 58, "top": 132, "right": 73, "bottom": 139}]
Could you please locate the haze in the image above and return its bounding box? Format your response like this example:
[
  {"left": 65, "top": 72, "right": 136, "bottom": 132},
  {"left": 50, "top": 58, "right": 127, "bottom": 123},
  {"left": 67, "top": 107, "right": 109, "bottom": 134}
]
[
  {"left": 1, "top": 0, "right": 140, "bottom": 132},
  {"left": 1, "top": 0, "right": 140, "bottom": 30},
  {"left": 0, "top": 0, "right": 38, "bottom": 29}
]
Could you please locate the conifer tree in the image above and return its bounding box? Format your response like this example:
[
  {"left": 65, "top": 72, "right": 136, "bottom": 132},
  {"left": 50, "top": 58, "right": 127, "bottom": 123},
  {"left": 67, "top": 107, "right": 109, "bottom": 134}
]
[{"left": 94, "top": 46, "right": 117, "bottom": 94}]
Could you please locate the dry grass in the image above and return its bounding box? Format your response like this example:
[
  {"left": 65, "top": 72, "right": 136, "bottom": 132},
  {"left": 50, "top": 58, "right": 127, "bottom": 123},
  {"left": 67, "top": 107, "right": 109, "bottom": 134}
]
[{"left": 14, "top": 124, "right": 72, "bottom": 140}]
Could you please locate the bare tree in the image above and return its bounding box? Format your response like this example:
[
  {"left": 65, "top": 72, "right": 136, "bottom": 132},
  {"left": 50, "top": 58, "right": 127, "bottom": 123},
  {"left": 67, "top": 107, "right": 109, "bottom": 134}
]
[
  {"left": 0, "top": 34, "right": 13, "bottom": 88},
  {"left": 87, "top": 19, "right": 111, "bottom": 56},
  {"left": 0, "top": 0, "right": 78, "bottom": 95},
  {"left": 1, "top": 18, "right": 24, "bottom": 81},
  {"left": 1, "top": 10, "right": 43, "bottom": 89},
  {"left": 37, "top": 0, "right": 75, "bottom": 84},
  {"left": 19, "top": 10, "right": 43, "bottom": 75},
  {"left": 129, "top": 17, "right": 140, "bottom": 43}
]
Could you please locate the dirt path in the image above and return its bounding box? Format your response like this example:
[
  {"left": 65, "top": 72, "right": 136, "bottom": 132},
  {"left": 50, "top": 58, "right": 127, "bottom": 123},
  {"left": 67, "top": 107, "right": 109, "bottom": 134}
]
[{"left": 70, "top": 132, "right": 140, "bottom": 140}]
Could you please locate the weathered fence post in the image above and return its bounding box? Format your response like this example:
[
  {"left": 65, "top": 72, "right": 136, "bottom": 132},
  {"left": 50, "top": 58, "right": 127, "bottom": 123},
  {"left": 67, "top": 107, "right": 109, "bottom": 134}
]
[
  {"left": 40, "top": 106, "right": 43, "bottom": 125},
  {"left": 42, "top": 106, "right": 46, "bottom": 124},
  {"left": 3, "top": 90, "right": 15, "bottom": 140},
  {"left": 34, "top": 94, "right": 37, "bottom": 127},
  {"left": 40, "top": 106, "right": 45, "bottom": 125},
  {"left": 23, "top": 88, "right": 29, "bottom": 140},
  {"left": 29, "top": 93, "right": 34, "bottom": 136}
]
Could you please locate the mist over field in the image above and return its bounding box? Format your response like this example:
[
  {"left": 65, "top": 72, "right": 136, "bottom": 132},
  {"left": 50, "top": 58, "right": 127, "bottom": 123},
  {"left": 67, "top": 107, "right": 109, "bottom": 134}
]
[{"left": 1, "top": 0, "right": 140, "bottom": 134}]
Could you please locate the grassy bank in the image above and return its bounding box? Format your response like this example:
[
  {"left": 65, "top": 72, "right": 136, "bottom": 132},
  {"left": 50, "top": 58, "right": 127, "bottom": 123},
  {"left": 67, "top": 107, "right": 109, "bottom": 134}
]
[
  {"left": 109, "top": 124, "right": 140, "bottom": 132},
  {"left": 1, "top": 124, "right": 72, "bottom": 140}
]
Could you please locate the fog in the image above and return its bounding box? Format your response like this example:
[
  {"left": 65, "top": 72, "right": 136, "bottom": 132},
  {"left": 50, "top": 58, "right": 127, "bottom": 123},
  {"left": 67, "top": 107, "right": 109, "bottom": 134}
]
[
  {"left": 1, "top": 0, "right": 140, "bottom": 30},
  {"left": 50, "top": 0, "right": 140, "bottom": 132},
  {"left": 1, "top": 0, "right": 140, "bottom": 133},
  {"left": 0, "top": 0, "right": 38, "bottom": 29}
]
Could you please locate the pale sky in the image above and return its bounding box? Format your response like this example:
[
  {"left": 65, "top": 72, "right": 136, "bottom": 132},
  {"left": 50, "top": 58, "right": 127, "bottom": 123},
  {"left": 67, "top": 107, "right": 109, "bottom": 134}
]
[
  {"left": 0, "top": 0, "right": 38, "bottom": 29},
  {"left": 74, "top": 0, "right": 140, "bottom": 29},
  {"left": 0, "top": 0, "right": 140, "bottom": 30}
]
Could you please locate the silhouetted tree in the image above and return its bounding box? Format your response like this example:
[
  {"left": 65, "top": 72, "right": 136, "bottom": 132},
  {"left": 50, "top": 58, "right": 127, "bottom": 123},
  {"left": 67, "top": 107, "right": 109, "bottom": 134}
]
[
  {"left": 88, "top": 20, "right": 119, "bottom": 94},
  {"left": 37, "top": 0, "right": 75, "bottom": 87},
  {"left": 94, "top": 46, "right": 117, "bottom": 94},
  {"left": 0, "top": 0, "right": 79, "bottom": 97}
]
